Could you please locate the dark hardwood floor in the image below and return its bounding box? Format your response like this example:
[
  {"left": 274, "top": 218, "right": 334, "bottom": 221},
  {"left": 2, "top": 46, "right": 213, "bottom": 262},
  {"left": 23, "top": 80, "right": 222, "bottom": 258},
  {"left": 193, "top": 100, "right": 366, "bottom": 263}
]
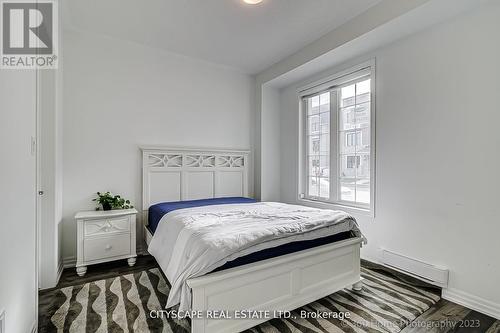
[
  {"left": 401, "top": 299, "right": 499, "bottom": 333},
  {"left": 40, "top": 255, "right": 500, "bottom": 333}
]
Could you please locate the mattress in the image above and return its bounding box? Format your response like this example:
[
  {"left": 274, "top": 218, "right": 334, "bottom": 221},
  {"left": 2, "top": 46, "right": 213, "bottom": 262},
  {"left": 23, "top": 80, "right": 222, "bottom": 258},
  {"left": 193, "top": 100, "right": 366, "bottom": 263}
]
[
  {"left": 147, "top": 197, "right": 257, "bottom": 233},
  {"left": 213, "top": 230, "right": 353, "bottom": 272}
]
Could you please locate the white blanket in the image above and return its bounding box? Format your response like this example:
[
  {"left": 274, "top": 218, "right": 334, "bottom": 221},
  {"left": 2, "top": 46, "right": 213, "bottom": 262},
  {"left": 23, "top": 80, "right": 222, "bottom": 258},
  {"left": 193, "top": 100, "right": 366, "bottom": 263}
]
[{"left": 148, "top": 202, "right": 360, "bottom": 311}]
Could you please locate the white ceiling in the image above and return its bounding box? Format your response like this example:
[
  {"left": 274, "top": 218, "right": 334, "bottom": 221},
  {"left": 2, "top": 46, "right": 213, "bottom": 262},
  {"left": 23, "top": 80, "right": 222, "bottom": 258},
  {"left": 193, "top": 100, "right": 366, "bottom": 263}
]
[{"left": 64, "top": 0, "right": 381, "bottom": 74}]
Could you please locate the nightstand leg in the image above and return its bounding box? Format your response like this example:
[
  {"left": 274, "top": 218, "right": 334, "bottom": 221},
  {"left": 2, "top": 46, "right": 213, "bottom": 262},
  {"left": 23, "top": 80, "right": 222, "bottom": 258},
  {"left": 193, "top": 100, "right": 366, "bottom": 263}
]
[
  {"left": 76, "top": 266, "right": 87, "bottom": 277},
  {"left": 127, "top": 257, "right": 137, "bottom": 267}
]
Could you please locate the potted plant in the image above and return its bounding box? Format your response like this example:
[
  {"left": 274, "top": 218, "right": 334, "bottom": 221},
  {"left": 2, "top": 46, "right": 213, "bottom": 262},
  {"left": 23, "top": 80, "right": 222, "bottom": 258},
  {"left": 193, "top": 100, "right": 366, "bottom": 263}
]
[{"left": 93, "top": 191, "right": 133, "bottom": 211}]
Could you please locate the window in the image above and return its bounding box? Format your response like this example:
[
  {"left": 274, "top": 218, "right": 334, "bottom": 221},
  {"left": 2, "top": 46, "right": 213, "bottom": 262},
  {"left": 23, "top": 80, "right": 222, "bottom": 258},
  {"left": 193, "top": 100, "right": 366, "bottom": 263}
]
[
  {"left": 346, "top": 132, "right": 362, "bottom": 147},
  {"left": 305, "top": 92, "right": 331, "bottom": 199},
  {"left": 301, "top": 64, "right": 374, "bottom": 210},
  {"left": 346, "top": 156, "right": 360, "bottom": 169}
]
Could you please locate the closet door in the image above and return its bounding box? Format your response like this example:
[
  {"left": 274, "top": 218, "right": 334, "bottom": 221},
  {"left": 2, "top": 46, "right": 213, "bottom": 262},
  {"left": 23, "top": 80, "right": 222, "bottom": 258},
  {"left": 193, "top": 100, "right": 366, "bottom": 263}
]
[{"left": 0, "top": 70, "right": 37, "bottom": 333}]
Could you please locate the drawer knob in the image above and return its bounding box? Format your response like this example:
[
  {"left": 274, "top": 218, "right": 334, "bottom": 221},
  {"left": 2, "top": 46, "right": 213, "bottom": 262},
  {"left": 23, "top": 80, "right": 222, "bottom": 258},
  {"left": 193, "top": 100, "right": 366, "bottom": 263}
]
[{"left": 105, "top": 245, "right": 112, "bottom": 251}]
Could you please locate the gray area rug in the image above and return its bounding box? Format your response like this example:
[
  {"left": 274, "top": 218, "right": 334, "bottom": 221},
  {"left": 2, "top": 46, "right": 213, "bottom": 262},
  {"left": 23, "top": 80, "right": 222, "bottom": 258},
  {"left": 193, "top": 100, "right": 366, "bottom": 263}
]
[{"left": 39, "top": 266, "right": 440, "bottom": 332}]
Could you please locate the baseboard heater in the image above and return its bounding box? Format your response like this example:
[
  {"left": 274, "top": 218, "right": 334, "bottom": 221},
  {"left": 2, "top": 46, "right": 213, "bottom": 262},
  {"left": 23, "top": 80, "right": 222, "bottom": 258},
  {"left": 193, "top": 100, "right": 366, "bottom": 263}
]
[{"left": 380, "top": 249, "right": 449, "bottom": 288}]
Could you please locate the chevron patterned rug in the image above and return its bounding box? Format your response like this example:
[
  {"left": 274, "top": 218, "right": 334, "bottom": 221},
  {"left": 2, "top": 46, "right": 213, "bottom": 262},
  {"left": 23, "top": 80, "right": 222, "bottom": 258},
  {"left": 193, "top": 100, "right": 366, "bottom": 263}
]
[{"left": 39, "top": 266, "right": 440, "bottom": 333}]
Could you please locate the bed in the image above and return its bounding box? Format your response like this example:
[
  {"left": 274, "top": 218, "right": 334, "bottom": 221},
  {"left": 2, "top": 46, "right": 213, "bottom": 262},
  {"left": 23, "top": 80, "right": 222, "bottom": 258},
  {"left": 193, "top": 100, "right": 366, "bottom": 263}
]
[{"left": 141, "top": 146, "right": 364, "bottom": 333}]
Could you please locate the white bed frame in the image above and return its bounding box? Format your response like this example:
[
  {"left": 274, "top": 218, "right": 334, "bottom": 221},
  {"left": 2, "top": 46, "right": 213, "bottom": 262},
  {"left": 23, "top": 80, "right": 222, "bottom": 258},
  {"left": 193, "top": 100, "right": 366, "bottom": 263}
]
[{"left": 141, "top": 146, "right": 363, "bottom": 333}]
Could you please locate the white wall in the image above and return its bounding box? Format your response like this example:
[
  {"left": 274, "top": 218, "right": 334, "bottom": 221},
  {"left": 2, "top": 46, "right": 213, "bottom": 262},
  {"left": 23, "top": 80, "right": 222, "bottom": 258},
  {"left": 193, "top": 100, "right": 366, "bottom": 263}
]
[
  {"left": 0, "top": 71, "right": 37, "bottom": 332},
  {"left": 62, "top": 29, "right": 255, "bottom": 262},
  {"left": 260, "top": 85, "right": 281, "bottom": 201},
  {"left": 278, "top": 2, "right": 500, "bottom": 316}
]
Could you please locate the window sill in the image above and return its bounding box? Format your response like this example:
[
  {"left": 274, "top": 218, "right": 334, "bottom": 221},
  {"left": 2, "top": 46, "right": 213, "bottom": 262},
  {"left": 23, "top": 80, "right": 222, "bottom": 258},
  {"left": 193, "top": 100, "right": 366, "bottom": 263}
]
[{"left": 297, "top": 197, "right": 374, "bottom": 218}]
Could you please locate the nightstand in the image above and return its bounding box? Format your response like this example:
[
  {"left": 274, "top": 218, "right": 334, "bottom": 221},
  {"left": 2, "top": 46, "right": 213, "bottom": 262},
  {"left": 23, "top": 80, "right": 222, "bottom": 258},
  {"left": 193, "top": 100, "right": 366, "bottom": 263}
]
[{"left": 75, "top": 208, "right": 137, "bottom": 276}]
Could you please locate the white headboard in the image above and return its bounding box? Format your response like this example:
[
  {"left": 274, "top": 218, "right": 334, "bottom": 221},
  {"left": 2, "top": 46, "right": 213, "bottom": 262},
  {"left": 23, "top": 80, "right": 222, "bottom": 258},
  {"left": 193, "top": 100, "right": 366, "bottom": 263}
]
[{"left": 141, "top": 146, "right": 250, "bottom": 212}]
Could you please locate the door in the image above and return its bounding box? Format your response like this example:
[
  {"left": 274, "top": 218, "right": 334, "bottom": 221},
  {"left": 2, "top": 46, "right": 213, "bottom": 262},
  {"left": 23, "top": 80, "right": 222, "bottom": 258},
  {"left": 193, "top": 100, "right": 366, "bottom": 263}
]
[{"left": 0, "top": 70, "right": 38, "bottom": 333}]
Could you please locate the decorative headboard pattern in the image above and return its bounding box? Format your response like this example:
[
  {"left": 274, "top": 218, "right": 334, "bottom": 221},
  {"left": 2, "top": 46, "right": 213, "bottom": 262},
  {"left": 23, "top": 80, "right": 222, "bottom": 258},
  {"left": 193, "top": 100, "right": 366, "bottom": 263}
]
[{"left": 141, "top": 146, "right": 250, "bottom": 213}]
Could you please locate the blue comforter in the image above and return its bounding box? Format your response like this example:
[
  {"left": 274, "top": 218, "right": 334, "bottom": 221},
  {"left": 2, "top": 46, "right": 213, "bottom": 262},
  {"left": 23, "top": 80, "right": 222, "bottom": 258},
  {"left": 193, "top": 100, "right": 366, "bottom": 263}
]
[{"left": 147, "top": 197, "right": 257, "bottom": 233}]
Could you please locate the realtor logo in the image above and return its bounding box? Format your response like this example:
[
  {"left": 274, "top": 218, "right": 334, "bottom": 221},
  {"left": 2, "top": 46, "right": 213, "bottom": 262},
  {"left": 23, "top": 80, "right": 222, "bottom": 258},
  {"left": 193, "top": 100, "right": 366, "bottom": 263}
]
[{"left": 1, "top": 0, "right": 58, "bottom": 69}]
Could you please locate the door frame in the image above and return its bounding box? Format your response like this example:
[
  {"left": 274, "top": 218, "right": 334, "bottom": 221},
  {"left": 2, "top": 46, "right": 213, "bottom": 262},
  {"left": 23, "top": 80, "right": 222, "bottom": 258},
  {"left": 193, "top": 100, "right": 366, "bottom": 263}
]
[{"left": 34, "top": 67, "right": 41, "bottom": 331}]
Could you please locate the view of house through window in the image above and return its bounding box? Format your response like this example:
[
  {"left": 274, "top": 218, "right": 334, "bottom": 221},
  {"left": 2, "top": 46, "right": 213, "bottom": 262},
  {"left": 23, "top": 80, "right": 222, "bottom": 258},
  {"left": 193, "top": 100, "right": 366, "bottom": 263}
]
[
  {"left": 303, "top": 71, "right": 372, "bottom": 208},
  {"left": 306, "top": 92, "right": 331, "bottom": 199}
]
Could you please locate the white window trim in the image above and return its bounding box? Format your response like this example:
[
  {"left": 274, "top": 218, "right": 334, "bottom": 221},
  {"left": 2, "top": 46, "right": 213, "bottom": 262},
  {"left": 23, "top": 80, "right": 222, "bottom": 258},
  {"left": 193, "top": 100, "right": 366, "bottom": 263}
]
[{"left": 297, "top": 60, "right": 376, "bottom": 217}]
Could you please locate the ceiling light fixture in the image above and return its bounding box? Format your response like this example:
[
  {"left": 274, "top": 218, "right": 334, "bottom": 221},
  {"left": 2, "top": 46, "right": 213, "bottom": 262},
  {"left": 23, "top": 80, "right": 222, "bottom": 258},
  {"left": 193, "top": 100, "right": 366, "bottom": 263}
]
[{"left": 243, "top": 0, "right": 263, "bottom": 4}]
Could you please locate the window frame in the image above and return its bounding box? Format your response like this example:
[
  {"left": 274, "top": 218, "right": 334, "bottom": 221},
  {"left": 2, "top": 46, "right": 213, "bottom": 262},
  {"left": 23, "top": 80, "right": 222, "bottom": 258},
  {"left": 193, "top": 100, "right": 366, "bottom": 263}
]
[{"left": 298, "top": 60, "right": 376, "bottom": 216}]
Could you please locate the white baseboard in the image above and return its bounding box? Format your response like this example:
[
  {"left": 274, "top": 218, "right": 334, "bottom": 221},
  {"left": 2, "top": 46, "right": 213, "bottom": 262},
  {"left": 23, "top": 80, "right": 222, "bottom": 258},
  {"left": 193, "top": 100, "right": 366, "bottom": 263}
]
[
  {"left": 442, "top": 288, "right": 500, "bottom": 320},
  {"left": 56, "top": 259, "right": 64, "bottom": 283},
  {"left": 0, "top": 309, "right": 5, "bottom": 333},
  {"left": 63, "top": 256, "right": 76, "bottom": 268}
]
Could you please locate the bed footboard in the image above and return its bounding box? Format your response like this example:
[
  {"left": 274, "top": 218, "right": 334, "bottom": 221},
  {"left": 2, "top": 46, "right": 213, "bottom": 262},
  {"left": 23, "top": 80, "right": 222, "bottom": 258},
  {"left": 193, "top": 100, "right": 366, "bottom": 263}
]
[{"left": 187, "top": 237, "right": 362, "bottom": 333}]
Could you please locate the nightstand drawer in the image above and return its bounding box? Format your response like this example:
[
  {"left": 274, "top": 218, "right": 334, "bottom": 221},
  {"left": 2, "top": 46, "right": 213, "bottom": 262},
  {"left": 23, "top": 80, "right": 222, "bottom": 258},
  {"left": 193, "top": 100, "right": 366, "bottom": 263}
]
[
  {"left": 84, "top": 234, "right": 131, "bottom": 262},
  {"left": 84, "top": 217, "right": 130, "bottom": 237}
]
